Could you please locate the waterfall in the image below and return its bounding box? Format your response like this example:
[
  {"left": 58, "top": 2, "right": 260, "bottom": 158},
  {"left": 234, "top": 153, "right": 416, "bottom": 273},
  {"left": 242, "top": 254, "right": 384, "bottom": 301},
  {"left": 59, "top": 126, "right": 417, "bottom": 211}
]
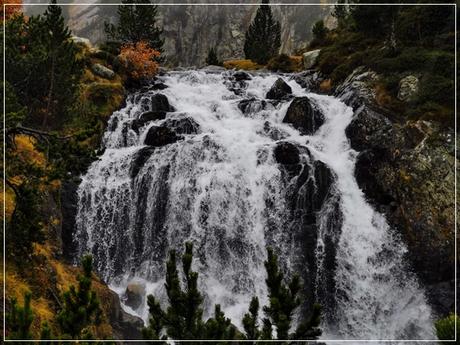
[{"left": 74, "top": 70, "right": 434, "bottom": 340}]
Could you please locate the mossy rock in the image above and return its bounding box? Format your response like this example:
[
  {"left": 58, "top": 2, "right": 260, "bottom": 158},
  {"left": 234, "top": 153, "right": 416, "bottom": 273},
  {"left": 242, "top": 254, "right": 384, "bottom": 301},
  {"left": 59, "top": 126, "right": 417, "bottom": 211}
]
[{"left": 84, "top": 82, "right": 125, "bottom": 118}]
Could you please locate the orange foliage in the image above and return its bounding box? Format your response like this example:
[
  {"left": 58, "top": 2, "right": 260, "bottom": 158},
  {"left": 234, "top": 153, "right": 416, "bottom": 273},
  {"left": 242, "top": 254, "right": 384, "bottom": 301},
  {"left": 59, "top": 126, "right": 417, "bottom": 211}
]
[
  {"left": 119, "top": 41, "right": 160, "bottom": 80},
  {"left": 1, "top": 0, "right": 22, "bottom": 21}
]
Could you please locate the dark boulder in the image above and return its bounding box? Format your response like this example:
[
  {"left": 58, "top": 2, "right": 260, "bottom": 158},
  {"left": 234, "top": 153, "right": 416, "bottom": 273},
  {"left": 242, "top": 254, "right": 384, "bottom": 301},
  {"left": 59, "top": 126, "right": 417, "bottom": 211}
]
[
  {"left": 163, "top": 116, "right": 200, "bottom": 135},
  {"left": 266, "top": 78, "right": 292, "bottom": 100},
  {"left": 273, "top": 141, "right": 300, "bottom": 165},
  {"left": 233, "top": 71, "right": 252, "bottom": 81},
  {"left": 108, "top": 290, "right": 143, "bottom": 340},
  {"left": 144, "top": 126, "right": 181, "bottom": 147},
  {"left": 263, "top": 121, "right": 286, "bottom": 141},
  {"left": 123, "top": 283, "right": 145, "bottom": 310},
  {"left": 140, "top": 93, "right": 175, "bottom": 113},
  {"left": 283, "top": 97, "right": 324, "bottom": 135},
  {"left": 238, "top": 98, "right": 267, "bottom": 115},
  {"left": 130, "top": 146, "right": 155, "bottom": 178},
  {"left": 132, "top": 111, "right": 167, "bottom": 132}
]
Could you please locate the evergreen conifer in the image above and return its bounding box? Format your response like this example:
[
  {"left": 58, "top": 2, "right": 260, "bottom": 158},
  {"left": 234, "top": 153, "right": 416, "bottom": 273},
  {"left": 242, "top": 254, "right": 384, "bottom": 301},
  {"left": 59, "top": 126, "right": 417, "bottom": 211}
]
[
  {"left": 57, "top": 255, "right": 102, "bottom": 339},
  {"left": 105, "top": 0, "right": 164, "bottom": 55},
  {"left": 244, "top": 0, "right": 281, "bottom": 64},
  {"left": 6, "top": 292, "right": 34, "bottom": 340},
  {"left": 205, "top": 46, "right": 220, "bottom": 66}
]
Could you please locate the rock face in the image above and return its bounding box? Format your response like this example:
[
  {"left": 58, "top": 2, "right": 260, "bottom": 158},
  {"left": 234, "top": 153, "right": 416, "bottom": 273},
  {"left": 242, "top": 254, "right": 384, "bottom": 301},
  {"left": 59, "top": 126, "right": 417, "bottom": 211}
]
[
  {"left": 238, "top": 98, "right": 267, "bottom": 115},
  {"left": 108, "top": 290, "right": 144, "bottom": 339},
  {"left": 302, "top": 49, "right": 321, "bottom": 69},
  {"left": 123, "top": 283, "right": 146, "bottom": 310},
  {"left": 64, "top": 2, "right": 327, "bottom": 66},
  {"left": 283, "top": 96, "right": 324, "bottom": 134},
  {"left": 337, "top": 67, "right": 456, "bottom": 316},
  {"left": 91, "top": 63, "right": 115, "bottom": 80},
  {"left": 397, "top": 75, "right": 419, "bottom": 101},
  {"left": 266, "top": 78, "right": 292, "bottom": 100},
  {"left": 145, "top": 93, "right": 175, "bottom": 113},
  {"left": 144, "top": 116, "right": 200, "bottom": 147},
  {"left": 144, "top": 126, "right": 181, "bottom": 147}
]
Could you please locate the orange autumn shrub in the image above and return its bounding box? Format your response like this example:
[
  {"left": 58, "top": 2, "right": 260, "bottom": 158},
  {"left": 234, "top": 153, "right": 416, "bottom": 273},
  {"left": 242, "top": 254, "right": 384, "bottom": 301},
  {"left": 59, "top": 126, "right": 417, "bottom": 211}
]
[
  {"left": 119, "top": 41, "right": 160, "bottom": 80},
  {"left": 1, "top": 0, "right": 22, "bottom": 21}
]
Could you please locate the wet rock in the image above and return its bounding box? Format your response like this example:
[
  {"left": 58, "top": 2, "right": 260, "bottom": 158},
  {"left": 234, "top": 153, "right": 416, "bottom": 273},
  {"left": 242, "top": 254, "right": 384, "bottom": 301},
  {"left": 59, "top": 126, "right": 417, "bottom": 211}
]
[
  {"left": 339, "top": 70, "right": 456, "bottom": 316},
  {"left": 302, "top": 49, "right": 321, "bottom": 69},
  {"left": 124, "top": 283, "right": 146, "bottom": 310},
  {"left": 142, "top": 93, "right": 175, "bottom": 113},
  {"left": 132, "top": 111, "right": 167, "bottom": 132},
  {"left": 263, "top": 121, "right": 286, "bottom": 141},
  {"left": 397, "top": 75, "right": 419, "bottom": 101},
  {"left": 283, "top": 97, "right": 324, "bottom": 134},
  {"left": 91, "top": 63, "right": 115, "bottom": 80},
  {"left": 130, "top": 147, "right": 156, "bottom": 178},
  {"left": 334, "top": 67, "right": 379, "bottom": 110},
  {"left": 292, "top": 70, "right": 324, "bottom": 92},
  {"left": 144, "top": 126, "right": 181, "bottom": 147},
  {"left": 108, "top": 290, "right": 143, "bottom": 339},
  {"left": 238, "top": 98, "right": 267, "bottom": 115},
  {"left": 266, "top": 78, "right": 292, "bottom": 100},
  {"left": 345, "top": 107, "right": 395, "bottom": 152},
  {"left": 164, "top": 116, "right": 200, "bottom": 135},
  {"left": 273, "top": 141, "right": 300, "bottom": 165},
  {"left": 233, "top": 71, "right": 252, "bottom": 81}
]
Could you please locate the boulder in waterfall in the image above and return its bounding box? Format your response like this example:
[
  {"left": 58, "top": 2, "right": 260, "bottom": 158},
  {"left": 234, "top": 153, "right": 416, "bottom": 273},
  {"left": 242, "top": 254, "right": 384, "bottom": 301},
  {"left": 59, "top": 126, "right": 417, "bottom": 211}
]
[
  {"left": 397, "top": 75, "right": 419, "bottom": 101},
  {"left": 302, "top": 49, "right": 321, "bottom": 69},
  {"left": 164, "top": 116, "right": 200, "bottom": 135},
  {"left": 238, "top": 98, "right": 267, "bottom": 115},
  {"left": 283, "top": 97, "right": 324, "bottom": 134},
  {"left": 130, "top": 146, "right": 156, "bottom": 178},
  {"left": 143, "top": 93, "right": 175, "bottom": 113},
  {"left": 124, "top": 283, "right": 145, "bottom": 310},
  {"left": 144, "top": 126, "right": 181, "bottom": 147},
  {"left": 233, "top": 71, "right": 252, "bottom": 81},
  {"left": 91, "top": 63, "right": 115, "bottom": 80},
  {"left": 273, "top": 141, "right": 300, "bottom": 165},
  {"left": 132, "top": 111, "right": 167, "bottom": 132},
  {"left": 263, "top": 121, "right": 286, "bottom": 141},
  {"left": 108, "top": 290, "right": 143, "bottom": 339},
  {"left": 266, "top": 78, "right": 293, "bottom": 100}
]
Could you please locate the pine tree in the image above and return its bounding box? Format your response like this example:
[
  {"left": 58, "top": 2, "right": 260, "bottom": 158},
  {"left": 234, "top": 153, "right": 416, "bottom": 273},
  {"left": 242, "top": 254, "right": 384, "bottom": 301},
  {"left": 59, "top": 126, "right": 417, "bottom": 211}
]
[
  {"left": 40, "top": 321, "right": 52, "bottom": 344},
  {"left": 332, "top": 0, "right": 348, "bottom": 29},
  {"left": 42, "top": 0, "right": 82, "bottom": 128},
  {"left": 205, "top": 46, "right": 220, "bottom": 66},
  {"left": 6, "top": 292, "right": 34, "bottom": 340},
  {"left": 5, "top": 1, "right": 83, "bottom": 129},
  {"left": 243, "top": 248, "right": 322, "bottom": 341},
  {"left": 242, "top": 297, "right": 261, "bottom": 341},
  {"left": 312, "top": 20, "right": 328, "bottom": 41},
  {"left": 57, "top": 255, "right": 102, "bottom": 339},
  {"left": 244, "top": 0, "right": 281, "bottom": 64},
  {"left": 105, "top": 0, "right": 164, "bottom": 54},
  {"left": 143, "top": 242, "right": 236, "bottom": 341}
]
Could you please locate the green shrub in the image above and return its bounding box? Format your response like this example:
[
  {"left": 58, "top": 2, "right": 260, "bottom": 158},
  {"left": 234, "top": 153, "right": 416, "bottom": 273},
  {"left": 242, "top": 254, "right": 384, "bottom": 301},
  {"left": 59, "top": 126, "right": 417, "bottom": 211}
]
[
  {"left": 435, "top": 314, "right": 458, "bottom": 341},
  {"left": 267, "top": 54, "right": 296, "bottom": 73}
]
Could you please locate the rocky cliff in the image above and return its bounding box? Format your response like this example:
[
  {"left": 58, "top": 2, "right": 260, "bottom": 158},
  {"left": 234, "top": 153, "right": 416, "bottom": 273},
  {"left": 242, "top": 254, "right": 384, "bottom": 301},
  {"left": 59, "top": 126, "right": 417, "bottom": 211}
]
[
  {"left": 294, "top": 67, "right": 457, "bottom": 317},
  {"left": 25, "top": 1, "right": 331, "bottom": 66}
]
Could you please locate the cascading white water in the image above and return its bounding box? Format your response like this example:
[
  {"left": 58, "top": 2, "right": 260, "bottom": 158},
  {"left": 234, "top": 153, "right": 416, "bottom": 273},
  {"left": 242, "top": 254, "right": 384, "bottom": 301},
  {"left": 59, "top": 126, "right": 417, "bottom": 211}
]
[{"left": 74, "top": 70, "right": 434, "bottom": 340}]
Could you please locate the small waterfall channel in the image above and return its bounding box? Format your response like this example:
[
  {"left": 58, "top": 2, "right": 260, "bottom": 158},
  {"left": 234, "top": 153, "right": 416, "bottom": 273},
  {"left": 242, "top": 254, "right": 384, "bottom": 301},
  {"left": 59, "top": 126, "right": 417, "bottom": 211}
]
[{"left": 73, "top": 70, "right": 434, "bottom": 341}]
